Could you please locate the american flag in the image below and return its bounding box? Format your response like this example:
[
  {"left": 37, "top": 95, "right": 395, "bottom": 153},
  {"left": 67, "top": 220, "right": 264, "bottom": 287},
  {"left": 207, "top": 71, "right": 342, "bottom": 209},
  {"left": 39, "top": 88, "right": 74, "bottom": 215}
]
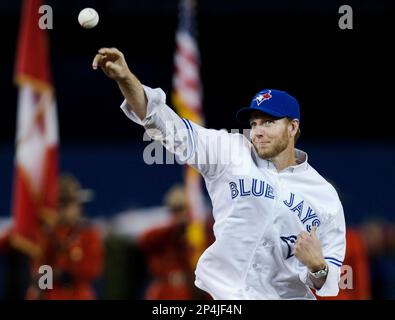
[
  {"left": 173, "top": 0, "right": 203, "bottom": 125},
  {"left": 172, "top": 0, "right": 206, "bottom": 266}
]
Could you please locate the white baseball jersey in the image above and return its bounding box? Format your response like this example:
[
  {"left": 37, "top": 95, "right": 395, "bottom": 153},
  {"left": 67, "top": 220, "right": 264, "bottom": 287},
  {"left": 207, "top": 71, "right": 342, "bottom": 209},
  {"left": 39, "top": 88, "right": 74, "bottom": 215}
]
[{"left": 121, "top": 85, "right": 346, "bottom": 300}]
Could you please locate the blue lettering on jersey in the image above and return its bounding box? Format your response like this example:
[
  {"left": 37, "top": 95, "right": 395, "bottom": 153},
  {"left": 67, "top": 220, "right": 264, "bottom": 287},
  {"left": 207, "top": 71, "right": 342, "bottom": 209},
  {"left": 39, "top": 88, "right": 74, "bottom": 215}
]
[
  {"left": 291, "top": 200, "right": 304, "bottom": 218},
  {"left": 229, "top": 179, "right": 275, "bottom": 201},
  {"left": 228, "top": 178, "right": 321, "bottom": 231},
  {"left": 301, "top": 207, "right": 317, "bottom": 224},
  {"left": 229, "top": 182, "right": 239, "bottom": 199},
  {"left": 283, "top": 193, "right": 295, "bottom": 207},
  {"left": 265, "top": 184, "right": 275, "bottom": 199},
  {"left": 252, "top": 179, "right": 264, "bottom": 196},
  {"left": 239, "top": 179, "right": 251, "bottom": 196}
]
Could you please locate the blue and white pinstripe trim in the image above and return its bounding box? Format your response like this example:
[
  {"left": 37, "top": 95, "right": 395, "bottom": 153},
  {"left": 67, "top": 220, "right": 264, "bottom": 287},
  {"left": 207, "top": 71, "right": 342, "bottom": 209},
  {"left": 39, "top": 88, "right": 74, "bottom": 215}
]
[
  {"left": 325, "top": 257, "right": 343, "bottom": 267},
  {"left": 181, "top": 118, "right": 196, "bottom": 160}
]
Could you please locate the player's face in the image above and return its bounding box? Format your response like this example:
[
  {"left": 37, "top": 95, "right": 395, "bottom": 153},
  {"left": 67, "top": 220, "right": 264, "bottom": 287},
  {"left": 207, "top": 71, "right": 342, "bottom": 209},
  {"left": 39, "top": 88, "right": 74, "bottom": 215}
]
[
  {"left": 249, "top": 112, "right": 291, "bottom": 159},
  {"left": 60, "top": 201, "right": 82, "bottom": 225},
  {"left": 170, "top": 205, "right": 189, "bottom": 225}
]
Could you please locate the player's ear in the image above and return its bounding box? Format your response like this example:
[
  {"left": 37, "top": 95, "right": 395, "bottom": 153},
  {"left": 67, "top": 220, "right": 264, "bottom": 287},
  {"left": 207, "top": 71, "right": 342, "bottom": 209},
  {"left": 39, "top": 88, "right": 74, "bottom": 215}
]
[
  {"left": 293, "top": 120, "right": 299, "bottom": 134},
  {"left": 288, "top": 118, "right": 299, "bottom": 137}
]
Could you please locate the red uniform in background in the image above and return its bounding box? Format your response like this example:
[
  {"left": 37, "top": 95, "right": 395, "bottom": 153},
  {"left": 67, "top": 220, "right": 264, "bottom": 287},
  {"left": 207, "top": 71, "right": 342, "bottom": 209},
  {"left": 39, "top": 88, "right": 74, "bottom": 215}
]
[
  {"left": 138, "top": 221, "right": 194, "bottom": 300},
  {"left": 27, "top": 221, "right": 103, "bottom": 300},
  {"left": 318, "top": 228, "right": 371, "bottom": 300},
  {"left": 26, "top": 173, "right": 104, "bottom": 300},
  {"left": 138, "top": 184, "right": 210, "bottom": 300}
]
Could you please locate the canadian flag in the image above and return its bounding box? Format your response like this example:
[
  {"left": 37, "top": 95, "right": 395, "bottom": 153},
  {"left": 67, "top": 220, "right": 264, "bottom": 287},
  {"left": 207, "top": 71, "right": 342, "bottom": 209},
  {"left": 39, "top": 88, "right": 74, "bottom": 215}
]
[{"left": 10, "top": 0, "right": 59, "bottom": 256}]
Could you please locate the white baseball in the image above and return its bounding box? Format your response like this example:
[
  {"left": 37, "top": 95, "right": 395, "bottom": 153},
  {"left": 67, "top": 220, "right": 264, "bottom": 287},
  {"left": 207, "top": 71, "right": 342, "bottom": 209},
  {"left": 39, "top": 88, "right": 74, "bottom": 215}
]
[{"left": 78, "top": 8, "right": 99, "bottom": 29}]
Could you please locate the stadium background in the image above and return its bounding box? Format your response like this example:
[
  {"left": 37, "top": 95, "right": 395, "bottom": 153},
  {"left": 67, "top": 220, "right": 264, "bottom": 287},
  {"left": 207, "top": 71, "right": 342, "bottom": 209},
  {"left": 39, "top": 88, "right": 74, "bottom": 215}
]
[{"left": 0, "top": 0, "right": 394, "bottom": 299}]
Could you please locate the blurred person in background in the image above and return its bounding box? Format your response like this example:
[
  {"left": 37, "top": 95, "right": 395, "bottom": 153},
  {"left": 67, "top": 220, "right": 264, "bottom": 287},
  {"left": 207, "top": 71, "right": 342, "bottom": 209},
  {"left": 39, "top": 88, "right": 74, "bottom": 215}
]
[
  {"left": 360, "top": 220, "right": 395, "bottom": 299},
  {"left": 138, "top": 184, "right": 209, "bottom": 299},
  {"left": 26, "top": 174, "right": 104, "bottom": 300}
]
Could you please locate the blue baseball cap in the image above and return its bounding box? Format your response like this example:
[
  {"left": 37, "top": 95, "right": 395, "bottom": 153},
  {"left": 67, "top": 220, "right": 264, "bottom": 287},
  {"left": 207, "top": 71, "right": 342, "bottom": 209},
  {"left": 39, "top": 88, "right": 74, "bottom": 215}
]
[{"left": 236, "top": 89, "right": 300, "bottom": 124}]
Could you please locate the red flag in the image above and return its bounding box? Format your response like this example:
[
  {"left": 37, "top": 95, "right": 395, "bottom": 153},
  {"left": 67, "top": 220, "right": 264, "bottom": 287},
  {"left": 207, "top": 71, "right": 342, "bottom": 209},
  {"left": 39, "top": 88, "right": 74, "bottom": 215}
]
[{"left": 10, "top": 0, "right": 59, "bottom": 257}]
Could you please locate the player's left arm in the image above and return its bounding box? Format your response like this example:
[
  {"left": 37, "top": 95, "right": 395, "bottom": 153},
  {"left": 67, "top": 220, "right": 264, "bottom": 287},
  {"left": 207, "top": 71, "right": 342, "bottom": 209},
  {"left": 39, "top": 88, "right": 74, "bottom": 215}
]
[
  {"left": 294, "top": 227, "right": 327, "bottom": 289},
  {"left": 295, "top": 206, "right": 346, "bottom": 296}
]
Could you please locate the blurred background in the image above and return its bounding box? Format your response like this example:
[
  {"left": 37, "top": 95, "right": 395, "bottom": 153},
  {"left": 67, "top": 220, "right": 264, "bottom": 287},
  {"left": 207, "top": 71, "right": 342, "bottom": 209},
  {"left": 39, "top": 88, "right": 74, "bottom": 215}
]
[{"left": 0, "top": 0, "right": 394, "bottom": 299}]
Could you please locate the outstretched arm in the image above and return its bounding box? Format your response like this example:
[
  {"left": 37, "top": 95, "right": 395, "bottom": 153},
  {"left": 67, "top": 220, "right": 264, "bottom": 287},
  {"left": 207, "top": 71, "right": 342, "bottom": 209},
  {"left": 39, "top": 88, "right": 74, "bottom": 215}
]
[
  {"left": 92, "top": 47, "right": 236, "bottom": 179},
  {"left": 92, "top": 47, "right": 147, "bottom": 120}
]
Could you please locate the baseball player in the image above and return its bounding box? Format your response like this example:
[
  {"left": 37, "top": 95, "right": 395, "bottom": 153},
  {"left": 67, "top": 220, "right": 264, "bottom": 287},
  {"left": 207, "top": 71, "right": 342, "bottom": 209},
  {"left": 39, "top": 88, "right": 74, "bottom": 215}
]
[{"left": 92, "top": 48, "right": 346, "bottom": 300}]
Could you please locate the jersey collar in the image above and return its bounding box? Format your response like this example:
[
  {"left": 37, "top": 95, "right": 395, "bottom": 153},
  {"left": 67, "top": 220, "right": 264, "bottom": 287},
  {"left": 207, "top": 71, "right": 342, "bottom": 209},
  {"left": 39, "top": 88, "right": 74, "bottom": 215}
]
[{"left": 251, "top": 147, "right": 309, "bottom": 173}]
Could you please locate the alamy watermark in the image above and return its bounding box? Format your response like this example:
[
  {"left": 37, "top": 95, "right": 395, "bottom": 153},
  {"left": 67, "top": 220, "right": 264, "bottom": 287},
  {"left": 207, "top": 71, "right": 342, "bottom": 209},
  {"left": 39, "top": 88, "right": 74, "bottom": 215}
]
[
  {"left": 37, "top": 4, "right": 354, "bottom": 31},
  {"left": 339, "top": 264, "right": 354, "bottom": 290},
  {"left": 38, "top": 5, "right": 354, "bottom": 30},
  {"left": 338, "top": 5, "right": 353, "bottom": 30},
  {"left": 141, "top": 123, "right": 252, "bottom": 167},
  {"left": 38, "top": 265, "right": 53, "bottom": 290},
  {"left": 38, "top": 5, "right": 53, "bottom": 30}
]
